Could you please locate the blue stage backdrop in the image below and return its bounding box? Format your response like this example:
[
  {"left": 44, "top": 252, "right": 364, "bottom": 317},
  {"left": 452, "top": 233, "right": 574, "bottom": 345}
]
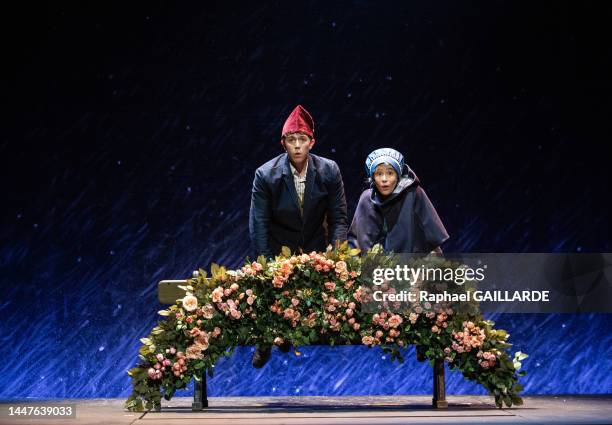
[{"left": 1, "top": 2, "right": 611, "bottom": 398}]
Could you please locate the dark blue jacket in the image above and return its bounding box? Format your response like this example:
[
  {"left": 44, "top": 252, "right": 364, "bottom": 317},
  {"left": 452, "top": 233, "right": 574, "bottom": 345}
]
[{"left": 249, "top": 153, "right": 348, "bottom": 257}]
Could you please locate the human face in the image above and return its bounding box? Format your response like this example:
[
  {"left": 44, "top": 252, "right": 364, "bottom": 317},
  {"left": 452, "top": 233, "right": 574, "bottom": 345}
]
[
  {"left": 372, "top": 164, "right": 398, "bottom": 197},
  {"left": 283, "top": 132, "right": 314, "bottom": 167}
]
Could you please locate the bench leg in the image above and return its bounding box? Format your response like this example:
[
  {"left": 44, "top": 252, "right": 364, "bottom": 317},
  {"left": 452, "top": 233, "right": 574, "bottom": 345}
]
[
  {"left": 432, "top": 359, "right": 448, "bottom": 408},
  {"left": 192, "top": 369, "right": 209, "bottom": 411}
]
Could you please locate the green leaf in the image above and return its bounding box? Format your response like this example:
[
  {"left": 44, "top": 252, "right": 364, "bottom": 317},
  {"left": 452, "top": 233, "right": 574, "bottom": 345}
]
[
  {"left": 515, "top": 351, "right": 529, "bottom": 361},
  {"left": 503, "top": 395, "right": 512, "bottom": 407},
  {"left": 128, "top": 367, "right": 143, "bottom": 377},
  {"left": 211, "top": 263, "right": 220, "bottom": 278},
  {"left": 494, "top": 395, "right": 502, "bottom": 408}
]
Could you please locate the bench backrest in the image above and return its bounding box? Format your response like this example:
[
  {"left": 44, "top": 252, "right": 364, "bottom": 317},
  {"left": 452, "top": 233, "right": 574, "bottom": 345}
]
[{"left": 158, "top": 280, "right": 190, "bottom": 304}]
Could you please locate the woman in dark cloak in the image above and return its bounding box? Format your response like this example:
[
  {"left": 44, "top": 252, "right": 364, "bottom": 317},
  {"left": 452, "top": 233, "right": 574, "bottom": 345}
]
[{"left": 348, "top": 148, "right": 449, "bottom": 253}]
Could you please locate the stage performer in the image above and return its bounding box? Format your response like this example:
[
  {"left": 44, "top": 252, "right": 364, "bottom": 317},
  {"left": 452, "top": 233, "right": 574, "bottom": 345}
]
[
  {"left": 249, "top": 104, "right": 348, "bottom": 367},
  {"left": 348, "top": 147, "right": 449, "bottom": 254}
]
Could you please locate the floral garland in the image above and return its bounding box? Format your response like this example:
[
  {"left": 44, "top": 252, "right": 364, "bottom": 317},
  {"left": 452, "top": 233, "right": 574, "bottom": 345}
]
[{"left": 125, "top": 244, "right": 527, "bottom": 411}]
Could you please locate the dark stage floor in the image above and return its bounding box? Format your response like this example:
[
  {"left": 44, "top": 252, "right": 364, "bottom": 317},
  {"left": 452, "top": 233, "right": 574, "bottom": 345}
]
[{"left": 1, "top": 395, "right": 611, "bottom": 425}]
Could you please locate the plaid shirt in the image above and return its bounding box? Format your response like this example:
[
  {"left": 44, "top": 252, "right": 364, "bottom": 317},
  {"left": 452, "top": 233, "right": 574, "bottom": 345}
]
[{"left": 290, "top": 161, "right": 308, "bottom": 214}]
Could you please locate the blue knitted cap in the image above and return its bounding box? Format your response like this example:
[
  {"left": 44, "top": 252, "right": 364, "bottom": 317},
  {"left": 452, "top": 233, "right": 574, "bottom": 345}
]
[{"left": 365, "top": 148, "right": 404, "bottom": 177}]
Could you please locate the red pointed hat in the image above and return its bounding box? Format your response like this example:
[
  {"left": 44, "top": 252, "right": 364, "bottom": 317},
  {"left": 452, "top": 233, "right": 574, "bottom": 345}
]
[{"left": 281, "top": 105, "right": 315, "bottom": 140}]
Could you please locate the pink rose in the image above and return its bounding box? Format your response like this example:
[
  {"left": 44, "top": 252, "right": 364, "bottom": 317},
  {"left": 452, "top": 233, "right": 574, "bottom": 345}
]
[
  {"left": 202, "top": 304, "right": 215, "bottom": 319},
  {"left": 353, "top": 323, "right": 360, "bottom": 331},
  {"left": 211, "top": 287, "right": 224, "bottom": 303},
  {"left": 335, "top": 261, "right": 347, "bottom": 273},
  {"left": 273, "top": 276, "right": 285, "bottom": 288},
  {"left": 291, "top": 298, "right": 300, "bottom": 306},
  {"left": 247, "top": 296, "right": 254, "bottom": 305},
  {"left": 274, "top": 336, "right": 285, "bottom": 346},
  {"left": 362, "top": 336, "right": 374, "bottom": 345},
  {"left": 324, "top": 281, "right": 336, "bottom": 291},
  {"left": 230, "top": 309, "right": 242, "bottom": 319},
  {"left": 156, "top": 353, "right": 164, "bottom": 362},
  {"left": 246, "top": 289, "right": 253, "bottom": 296}
]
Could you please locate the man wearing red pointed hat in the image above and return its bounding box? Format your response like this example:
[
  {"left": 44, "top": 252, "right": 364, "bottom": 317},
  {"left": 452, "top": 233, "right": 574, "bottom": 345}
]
[{"left": 249, "top": 104, "right": 348, "bottom": 367}]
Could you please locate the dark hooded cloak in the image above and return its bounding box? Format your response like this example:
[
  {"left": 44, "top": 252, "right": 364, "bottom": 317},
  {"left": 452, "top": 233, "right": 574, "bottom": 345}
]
[{"left": 348, "top": 166, "right": 449, "bottom": 253}]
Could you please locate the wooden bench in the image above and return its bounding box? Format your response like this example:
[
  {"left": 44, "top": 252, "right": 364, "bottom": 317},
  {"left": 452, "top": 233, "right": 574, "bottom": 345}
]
[{"left": 158, "top": 278, "right": 448, "bottom": 410}]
